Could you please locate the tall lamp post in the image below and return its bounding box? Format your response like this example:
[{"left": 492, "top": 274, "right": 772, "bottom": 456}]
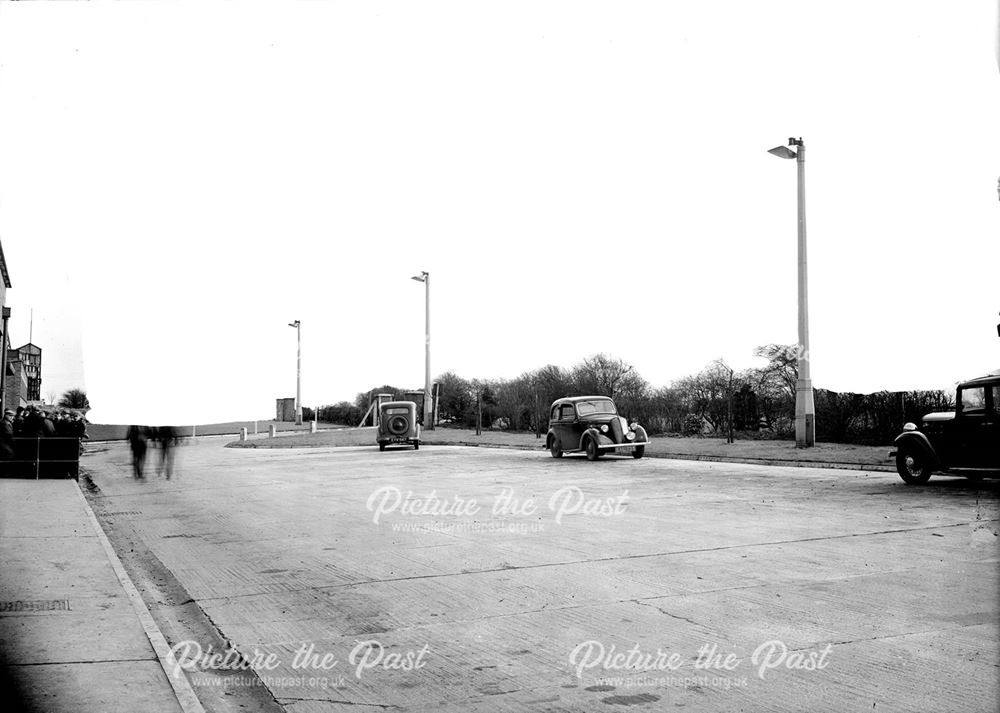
[
  {"left": 410, "top": 271, "right": 433, "bottom": 430},
  {"left": 288, "top": 320, "right": 302, "bottom": 426},
  {"left": 768, "top": 136, "right": 815, "bottom": 447}
]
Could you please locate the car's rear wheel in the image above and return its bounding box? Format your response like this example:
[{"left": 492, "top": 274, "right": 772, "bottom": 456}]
[
  {"left": 413, "top": 442, "right": 419, "bottom": 450},
  {"left": 631, "top": 446, "right": 645, "bottom": 459},
  {"left": 585, "top": 437, "right": 600, "bottom": 461},
  {"left": 896, "top": 444, "right": 932, "bottom": 484},
  {"left": 378, "top": 443, "right": 386, "bottom": 452},
  {"left": 548, "top": 436, "right": 563, "bottom": 458}
]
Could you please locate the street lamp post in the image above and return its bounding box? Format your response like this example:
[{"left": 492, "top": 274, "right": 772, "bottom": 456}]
[
  {"left": 288, "top": 320, "right": 302, "bottom": 426},
  {"left": 768, "top": 137, "right": 815, "bottom": 448},
  {"left": 410, "top": 271, "right": 433, "bottom": 430}
]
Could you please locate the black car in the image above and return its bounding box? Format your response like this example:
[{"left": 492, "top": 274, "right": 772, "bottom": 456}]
[
  {"left": 376, "top": 401, "right": 420, "bottom": 451},
  {"left": 891, "top": 374, "right": 1000, "bottom": 484},
  {"left": 546, "top": 396, "right": 649, "bottom": 460}
]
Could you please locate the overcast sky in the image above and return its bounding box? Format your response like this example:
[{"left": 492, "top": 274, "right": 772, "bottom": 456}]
[{"left": 1, "top": 2, "right": 997, "bottom": 425}]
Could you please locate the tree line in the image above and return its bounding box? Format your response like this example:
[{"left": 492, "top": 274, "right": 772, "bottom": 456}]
[{"left": 316, "top": 347, "right": 954, "bottom": 445}]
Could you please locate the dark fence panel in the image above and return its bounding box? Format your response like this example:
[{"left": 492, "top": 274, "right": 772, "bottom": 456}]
[{"left": 1, "top": 438, "right": 80, "bottom": 479}]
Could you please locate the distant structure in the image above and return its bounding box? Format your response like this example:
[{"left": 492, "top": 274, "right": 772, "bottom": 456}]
[
  {"left": 0, "top": 241, "right": 11, "bottom": 413},
  {"left": 276, "top": 397, "right": 296, "bottom": 422},
  {"left": 14, "top": 343, "right": 41, "bottom": 401}
]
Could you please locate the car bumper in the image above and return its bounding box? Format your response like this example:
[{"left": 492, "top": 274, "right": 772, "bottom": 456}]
[{"left": 597, "top": 436, "right": 647, "bottom": 450}]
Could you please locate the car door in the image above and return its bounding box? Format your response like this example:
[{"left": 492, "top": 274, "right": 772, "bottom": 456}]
[
  {"left": 966, "top": 385, "right": 1000, "bottom": 468},
  {"left": 552, "top": 403, "right": 579, "bottom": 451},
  {"left": 954, "top": 385, "right": 992, "bottom": 468}
]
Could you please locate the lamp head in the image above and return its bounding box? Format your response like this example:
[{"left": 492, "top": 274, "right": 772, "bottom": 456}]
[
  {"left": 768, "top": 145, "right": 797, "bottom": 159},
  {"left": 410, "top": 271, "right": 428, "bottom": 282},
  {"left": 288, "top": 320, "right": 300, "bottom": 328}
]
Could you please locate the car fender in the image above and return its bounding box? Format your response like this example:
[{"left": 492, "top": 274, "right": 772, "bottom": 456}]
[
  {"left": 632, "top": 425, "right": 649, "bottom": 444},
  {"left": 578, "top": 427, "right": 602, "bottom": 450},
  {"left": 893, "top": 431, "right": 939, "bottom": 468}
]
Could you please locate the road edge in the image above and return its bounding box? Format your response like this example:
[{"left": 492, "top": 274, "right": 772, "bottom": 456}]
[{"left": 73, "top": 479, "right": 207, "bottom": 713}]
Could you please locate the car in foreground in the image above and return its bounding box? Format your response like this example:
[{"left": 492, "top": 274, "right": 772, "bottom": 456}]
[
  {"left": 377, "top": 401, "right": 420, "bottom": 451},
  {"left": 890, "top": 374, "right": 1000, "bottom": 484},
  {"left": 546, "top": 396, "right": 649, "bottom": 460}
]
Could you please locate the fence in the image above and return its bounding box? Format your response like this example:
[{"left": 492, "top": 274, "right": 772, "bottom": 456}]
[{"left": 0, "top": 437, "right": 81, "bottom": 479}]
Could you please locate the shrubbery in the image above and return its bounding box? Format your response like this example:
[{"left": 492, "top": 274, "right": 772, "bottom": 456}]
[{"left": 320, "top": 349, "right": 961, "bottom": 446}]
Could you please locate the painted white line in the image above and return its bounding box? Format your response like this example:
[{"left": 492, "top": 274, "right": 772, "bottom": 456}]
[{"left": 74, "top": 481, "right": 206, "bottom": 713}]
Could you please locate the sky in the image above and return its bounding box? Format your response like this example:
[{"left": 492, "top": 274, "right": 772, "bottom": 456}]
[{"left": 0, "top": 1, "right": 997, "bottom": 425}]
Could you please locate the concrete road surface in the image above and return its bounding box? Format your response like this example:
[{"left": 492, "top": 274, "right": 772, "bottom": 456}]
[{"left": 81, "top": 439, "right": 999, "bottom": 712}]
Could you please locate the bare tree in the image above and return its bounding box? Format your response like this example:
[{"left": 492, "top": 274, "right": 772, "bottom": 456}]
[
  {"left": 752, "top": 344, "right": 798, "bottom": 399},
  {"left": 572, "top": 353, "right": 642, "bottom": 399}
]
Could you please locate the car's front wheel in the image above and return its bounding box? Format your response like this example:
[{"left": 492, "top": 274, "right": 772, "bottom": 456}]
[
  {"left": 585, "top": 437, "right": 600, "bottom": 461},
  {"left": 896, "top": 444, "right": 932, "bottom": 485},
  {"left": 548, "top": 436, "right": 563, "bottom": 458},
  {"left": 631, "top": 446, "right": 645, "bottom": 459}
]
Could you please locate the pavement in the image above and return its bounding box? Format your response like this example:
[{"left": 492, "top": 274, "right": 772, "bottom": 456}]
[
  {"left": 2, "top": 440, "right": 998, "bottom": 712},
  {"left": 0, "top": 477, "right": 198, "bottom": 713}
]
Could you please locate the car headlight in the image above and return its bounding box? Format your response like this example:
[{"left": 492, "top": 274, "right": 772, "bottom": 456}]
[
  {"left": 600, "top": 425, "right": 609, "bottom": 433},
  {"left": 902, "top": 422, "right": 917, "bottom": 432},
  {"left": 629, "top": 422, "right": 638, "bottom": 430},
  {"left": 626, "top": 432, "right": 635, "bottom": 441}
]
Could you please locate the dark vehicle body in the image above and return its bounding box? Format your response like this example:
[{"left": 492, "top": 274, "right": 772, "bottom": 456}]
[
  {"left": 377, "top": 401, "right": 420, "bottom": 451},
  {"left": 546, "top": 396, "right": 649, "bottom": 460},
  {"left": 890, "top": 375, "right": 1000, "bottom": 484}
]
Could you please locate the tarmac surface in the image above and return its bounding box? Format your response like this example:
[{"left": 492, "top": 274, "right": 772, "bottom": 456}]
[{"left": 2, "top": 438, "right": 998, "bottom": 712}]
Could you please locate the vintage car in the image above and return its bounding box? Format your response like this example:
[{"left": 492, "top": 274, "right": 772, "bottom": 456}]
[
  {"left": 546, "top": 396, "right": 649, "bottom": 460},
  {"left": 377, "top": 401, "right": 421, "bottom": 451},
  {"left": 890, "top": 374, "right": 1000, "bottom": 484}
]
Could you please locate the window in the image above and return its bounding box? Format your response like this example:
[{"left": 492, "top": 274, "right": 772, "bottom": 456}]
[
  {"left": 575, "top": 399, "right": 617, "bottom": 417},
  {"left": 960, "top": 387, "right": 986, "bottom": 413},
  {"left": 559, "top": 405, "right": 576, "bottom": 421}
]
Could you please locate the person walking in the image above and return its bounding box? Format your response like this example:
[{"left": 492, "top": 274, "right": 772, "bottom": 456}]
[
  {"left": 155, "top": 425, "right": 178, "bottom": 479},
  {"left": 126, "top": 425, "right": 149, "bottom": 479}
]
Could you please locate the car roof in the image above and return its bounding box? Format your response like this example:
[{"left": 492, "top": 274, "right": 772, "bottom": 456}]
[
  {"left": 552, "top": 395, "right": 614, "bottom": 405},
  {"left": 957, "top": 375, "right": 1000, "bottom": 389}
]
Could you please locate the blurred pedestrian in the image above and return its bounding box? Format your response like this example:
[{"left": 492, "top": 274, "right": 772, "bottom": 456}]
[
  {"left": 126, "top": 425, "right": 149, "bottom": 479},
  {"left": 154, "top": 425, "right": 178, "bottom": 479}
]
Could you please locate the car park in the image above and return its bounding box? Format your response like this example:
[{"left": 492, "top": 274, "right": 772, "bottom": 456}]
[
  {"left": 546, "top": 396, "right": 649, "bottom": 460},
  {"left": 377, "top": 401, "right": 421, "bottom": 451},
  {"left": 890, "top": 374, "right": 1000, "bottom": 484}
]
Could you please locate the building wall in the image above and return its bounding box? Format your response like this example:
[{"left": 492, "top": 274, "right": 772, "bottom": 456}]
[{"left": 4, "top": 360, "right": 28, "bottom": 410}]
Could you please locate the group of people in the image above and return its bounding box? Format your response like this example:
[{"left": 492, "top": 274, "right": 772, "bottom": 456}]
[
  {"left": 126, "top": 425, "right": 179, "bottom": 479},
  {"left": 0, "top": 406, "right": 89, "bottom": 473},
  {"left": 6, "top": 405, "right": 88, "bottom": 439}
]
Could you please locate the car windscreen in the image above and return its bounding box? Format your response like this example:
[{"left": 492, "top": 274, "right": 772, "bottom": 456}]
[{"left": 574, "top": 400, "right": 617, "bottom": 417}]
